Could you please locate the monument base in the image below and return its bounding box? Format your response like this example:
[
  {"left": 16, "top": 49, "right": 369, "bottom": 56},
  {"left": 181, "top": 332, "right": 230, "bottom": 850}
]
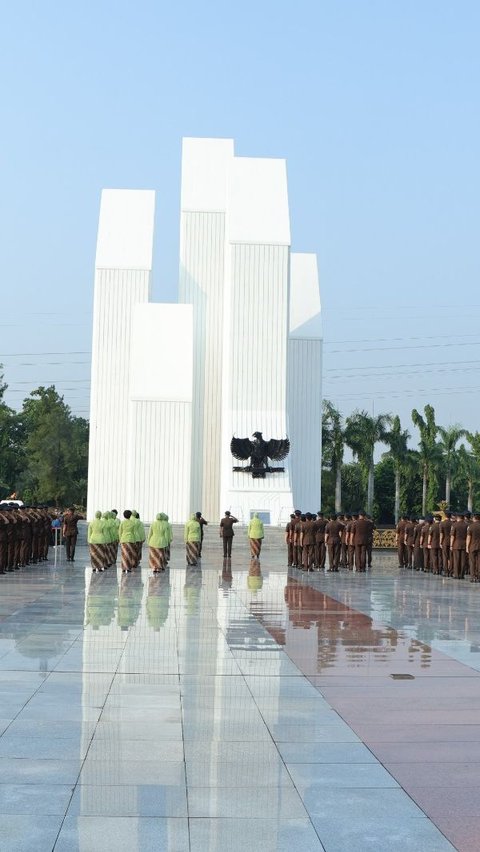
[{"left": 222, "top": 487, "right": 294, "bottom": 527}]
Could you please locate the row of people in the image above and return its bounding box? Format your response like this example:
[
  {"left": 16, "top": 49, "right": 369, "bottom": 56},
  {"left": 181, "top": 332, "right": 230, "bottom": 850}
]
[
  {"left": 0, "top": 504, "right": 53, "bottom": 573},
  {"left": 396, "top": 511, "right": 480, "bottom": 581},
  {"left": 285, "top": 510, "right": 375, "bottom": 573}
]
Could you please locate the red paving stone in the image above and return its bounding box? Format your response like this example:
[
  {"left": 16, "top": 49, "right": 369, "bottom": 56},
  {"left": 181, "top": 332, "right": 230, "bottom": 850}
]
[{"left": 258, "top": 576, "right": 480, "bottom": 851}]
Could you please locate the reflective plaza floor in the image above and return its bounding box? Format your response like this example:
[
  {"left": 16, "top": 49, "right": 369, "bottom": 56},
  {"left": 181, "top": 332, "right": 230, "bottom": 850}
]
[{"left": 2, "top": 536, "right": 480, "bottom": 851}]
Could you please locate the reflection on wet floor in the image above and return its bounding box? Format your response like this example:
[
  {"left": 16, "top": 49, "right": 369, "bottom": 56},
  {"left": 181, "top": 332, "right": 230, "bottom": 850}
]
[
  {"left": 1, "top": 545, "right": 477, "bottom": 850},
  {"left": 252, "top": 576, "right": 433, "bottom": 674}
]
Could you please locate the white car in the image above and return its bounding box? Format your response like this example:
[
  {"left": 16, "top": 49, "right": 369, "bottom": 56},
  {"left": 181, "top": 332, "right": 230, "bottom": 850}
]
[{"left": 0, "top": 499, "right": 24, "bottom": 508}]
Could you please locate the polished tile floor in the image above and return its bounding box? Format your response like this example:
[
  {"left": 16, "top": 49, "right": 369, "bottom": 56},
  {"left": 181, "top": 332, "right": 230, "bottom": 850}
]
[{"left": 2, "top": 534, "right": 480, "bottom": 850}]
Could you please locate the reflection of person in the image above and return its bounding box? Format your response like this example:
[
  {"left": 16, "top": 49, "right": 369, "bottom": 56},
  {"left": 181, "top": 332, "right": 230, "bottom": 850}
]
[
  {"left": 148, "top": 513, "right": 170, "bottom": 572},
  {"left": 146, "top": 572, "right": 171, "bottom": 629},
  {"left": 184, "top": 565, "right": 202, "bottom": 613},
  {"left": 88, "top": 510, "right": 107, "bottom": 572},
  {"left": 248, "top": 513, "right": 264, "bottom": 559},
  {"left": 220, "top": 558, "right": 233, "bottom": 592},
  {"left": 117, "top": 572, "right": 143, "bottom": 630},
  {"left": 132, "top": 511, "right": 145, "bottom": 568},
  {"left": 184, "top": 514, "right": 201, "bottom": 565},
  {"left": 220, "top": 511, "right": 238, "bottom": 557},
  {"left": 63, "top": 507, "right": 80, "bottom": 562},
  {"left": 247, "top": 558, "right": 263, "bottom": 590},
  {"left": 86, "top": 571, "right": 116, "bottom": 629},
  {"left": 195, "top": 511, "right": 208, "bottom": 557}
]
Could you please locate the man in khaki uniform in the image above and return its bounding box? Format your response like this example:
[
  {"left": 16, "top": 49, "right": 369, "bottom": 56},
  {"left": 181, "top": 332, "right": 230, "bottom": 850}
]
[
  {"left": 220, "top": 511, "right": 238, "bottom": 558},
  {"left": 467, "top": 513, "right": 480, "bottom": 583}
]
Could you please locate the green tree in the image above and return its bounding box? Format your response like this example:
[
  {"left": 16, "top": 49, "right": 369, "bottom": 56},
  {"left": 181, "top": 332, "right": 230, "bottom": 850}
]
[
  {"left": 455, "top": 445, "right": 480, "bottom": 512},
  {"left": 411, "top": 405, "right": 441, "bottom": 515},
  {"left": 437, "top": 424, "right": 467, "bottom": 507},
  {"left": 385, "top": 415, "right": 411, "bottom": 523},
  {"left": 344, "top": 410, "right": 392, "bottom": 515},
  {"left": 322, "top": 400, "right": 346, "bottom": 512},
  {"left": 341, "top": 462, "right": 366, "bottom": 513},
  {"left": 0, "top": 366, "right": 25, "bottom": 497},
  {"left": 20, "top": 386, "right": 88, "bottom": 506}
]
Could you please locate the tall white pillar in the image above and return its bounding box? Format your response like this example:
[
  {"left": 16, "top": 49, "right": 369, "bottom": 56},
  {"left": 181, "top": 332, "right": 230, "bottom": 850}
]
[
  {"left": 220, "top": 157, "right": 294, "bottom": 524},
  {"left": 179, "top": 138, "right": 234, "bottom": 520},
  {"left": 87, "top": 190, "right": 155, "bottom": 516},
  {"left": 287, "top": 253, "right": 323, "bottom": 510}
]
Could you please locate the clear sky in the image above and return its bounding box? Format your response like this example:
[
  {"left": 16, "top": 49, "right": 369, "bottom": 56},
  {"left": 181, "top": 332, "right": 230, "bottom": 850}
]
[{"left": 1, "top": 0, "right": 479, "bottom": 446}]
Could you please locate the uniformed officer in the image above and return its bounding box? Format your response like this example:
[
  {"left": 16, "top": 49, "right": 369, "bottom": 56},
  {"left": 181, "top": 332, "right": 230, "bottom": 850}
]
[{"left": 466, "top": 513, "right": 480, "bottom": 582}]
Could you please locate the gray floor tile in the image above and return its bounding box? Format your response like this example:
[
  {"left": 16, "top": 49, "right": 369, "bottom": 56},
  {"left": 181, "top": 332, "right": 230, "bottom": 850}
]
[
  {"left": 54, "top": 816, "right": 190, "bottom": 851},
  {"left": 287, "top": 762, "right": 399, "bottom": 789},
  {"left": 0, "top": 781, "right": 73, "bottom": 816},
  {"left": 0, "top": 814, "right": 63, "bottom": 852},
  {"left": 79, "top": 759, "right": 186, "bottom": 786},
  {"left": 189, "top": 817, "right": 325, "bottom": 851},
  {"left": 311, "top": 816, "right": 455, "bottom": 851},
  {"left": 0, "top": 757, "right": 81, "bottom": 784},
  {"left": 187, "top": 786, "right": 308, "bottom": 818},
  {"left": 67, "top": 783, "right": 187, "bottom": 816},
  {"left": 277, "top": 742, "right": 377, "bottom": 764},
  {"left": 186, "top": 759, "right": 291, "bottom": 786}
]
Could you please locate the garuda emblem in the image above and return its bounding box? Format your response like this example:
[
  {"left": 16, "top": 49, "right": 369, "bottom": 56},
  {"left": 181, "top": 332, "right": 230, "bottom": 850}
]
[{"left": 230, "top": 431, "right": 290, "bottom": 479}]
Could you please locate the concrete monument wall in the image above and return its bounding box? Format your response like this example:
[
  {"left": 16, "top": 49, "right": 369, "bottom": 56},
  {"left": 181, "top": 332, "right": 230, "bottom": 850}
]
[{"left": 88, "top": 139, "right": 323, "bottom": 523}]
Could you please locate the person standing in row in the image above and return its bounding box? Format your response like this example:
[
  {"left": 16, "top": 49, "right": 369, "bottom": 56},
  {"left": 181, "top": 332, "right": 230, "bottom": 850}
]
[
  {"left": 325, "top": 513, "right": 344, "bottom": 572},
  {"left": 285, "top": 514, "right": 296, "bottom": 567},
  {"left": 220, "top": 511, "right": 238, "bottom": 558},
  {"left": 451, "top": 512, "right": 468, "bottom": 579},
  {"left": 148, "top": 513, "right": 171, "bottom": 572},
  {"left": 63, "top": 507, "right": 80, "bottom": 563},
  {"left": 88, "top": 511, "right": 107, "bottom": 572},
  {"left": 467, "top": 513, "right": 480, "bottom": 583},
  {"left": 132, "top": 511, "right": 145, "bottom": 568},
  {"left": 195, "top": 512, "right": 208, "bottom": 557},
  {"left": 119, "top": 510, "right": 138, "bottom": 573},
  {"left": 353, "top": 510, "right": 370, "bottom": 572},
  {"left": 185, "top": 514, "right": 201, "bottom": 565},
  {"left": 314, "top": 512, "right": 327, "bottom": 571},
  {"left": 428, "top": 514, "right": 442, "bottom": 574},
  {"left": 440, "top": 511, "right": 452, "bottom": 576},
  {"left": 404, "top": 516, "right": 415, "bottom": 569},
  {"left": 396, "top": 515, "right": 408, "bottom": 569},
  {"left": 301, "top": 512, "right": 315, "bottom": 570},
  {"left": 248, "top": 512, "right": 264, "bottom": 559}
]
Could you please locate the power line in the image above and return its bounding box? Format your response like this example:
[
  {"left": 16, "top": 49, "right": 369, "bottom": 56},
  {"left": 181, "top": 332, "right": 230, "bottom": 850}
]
[
  {"left": 324, "top": 333, "right": 480, "bottom": 346},
  {"left": 327, "top": 341, "right": 480, "bottom": 354}
]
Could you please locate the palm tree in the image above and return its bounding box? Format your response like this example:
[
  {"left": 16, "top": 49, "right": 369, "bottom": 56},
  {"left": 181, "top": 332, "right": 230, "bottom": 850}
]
[
  {"left": 456, "top": 445, "right": 480, "bottom": 512},
  {"left": 344, "top": 410, "right": 392, "bottom": 515},
  {"left": 411, "top": 405, "right": 440, "bottom": 515},
  {"left": 437, "top": 424, "right": 467, "bottom": 507},
  {"left": 385, "top": 415, "right": 411, "bottom": 523},
  {"left": 322, "top": 400, "right": 345, "bottom": 512}
]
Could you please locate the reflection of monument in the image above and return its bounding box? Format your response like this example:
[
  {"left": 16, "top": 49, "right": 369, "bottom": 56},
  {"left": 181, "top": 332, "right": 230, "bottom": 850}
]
[{"left": 87, "top": 138, "right": 322, "bottom": 523}]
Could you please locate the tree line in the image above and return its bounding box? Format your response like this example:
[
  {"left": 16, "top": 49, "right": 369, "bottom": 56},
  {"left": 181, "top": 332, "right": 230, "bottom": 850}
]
[
  {"left": 322, "top": 401, "right": 480, "bottom": 523},
  {"left": 0, "top": 368, "right": 88, "bottom": 507}
]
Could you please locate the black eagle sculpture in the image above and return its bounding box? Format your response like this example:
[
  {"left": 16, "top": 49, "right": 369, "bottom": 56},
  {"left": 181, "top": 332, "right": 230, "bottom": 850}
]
[{"left": 231, "top": 431, "right": 290, "bottom": 478}]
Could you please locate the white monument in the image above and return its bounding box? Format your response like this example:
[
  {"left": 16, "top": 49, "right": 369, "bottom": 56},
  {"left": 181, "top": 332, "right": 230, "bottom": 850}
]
[{"left": 87, "top": 138, "right": 322, "bottom": 524}]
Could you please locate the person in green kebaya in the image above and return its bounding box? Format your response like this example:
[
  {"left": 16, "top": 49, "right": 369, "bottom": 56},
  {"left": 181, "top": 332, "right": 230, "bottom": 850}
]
[
  {"left": 184, "top": 514, "right": 201, "bottom": 565},
  {"left": 131, "top": 511, "right": 145, "bottom": 568},
  {"left": 88, "top": 510, "right": 107, "bottom": 572},
  {"left": 119, "top": 510, "right": 138, "bottom": 573},
  {"left": 248, "top": 512, "right": 264, "bottom": 559},
  {"left": 148, "top": 513, "right": 170, "bottom": 572}
]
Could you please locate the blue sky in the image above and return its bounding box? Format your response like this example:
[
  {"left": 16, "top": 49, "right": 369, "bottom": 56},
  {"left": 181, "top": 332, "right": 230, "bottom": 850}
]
[{"left": 1, "top": 0, "right": 479, "bottom": 443}]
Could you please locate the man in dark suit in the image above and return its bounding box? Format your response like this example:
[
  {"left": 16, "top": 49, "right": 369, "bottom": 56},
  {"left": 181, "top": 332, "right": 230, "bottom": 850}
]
[
  {"left": 353, "top": 510, "right": 370, "bottom": 573},
  {"left": 451, "top": 512, "right": 468, "bottom": 579},
  {"left": 220, "top": 511, "right": 238, "bottom": 558}
]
